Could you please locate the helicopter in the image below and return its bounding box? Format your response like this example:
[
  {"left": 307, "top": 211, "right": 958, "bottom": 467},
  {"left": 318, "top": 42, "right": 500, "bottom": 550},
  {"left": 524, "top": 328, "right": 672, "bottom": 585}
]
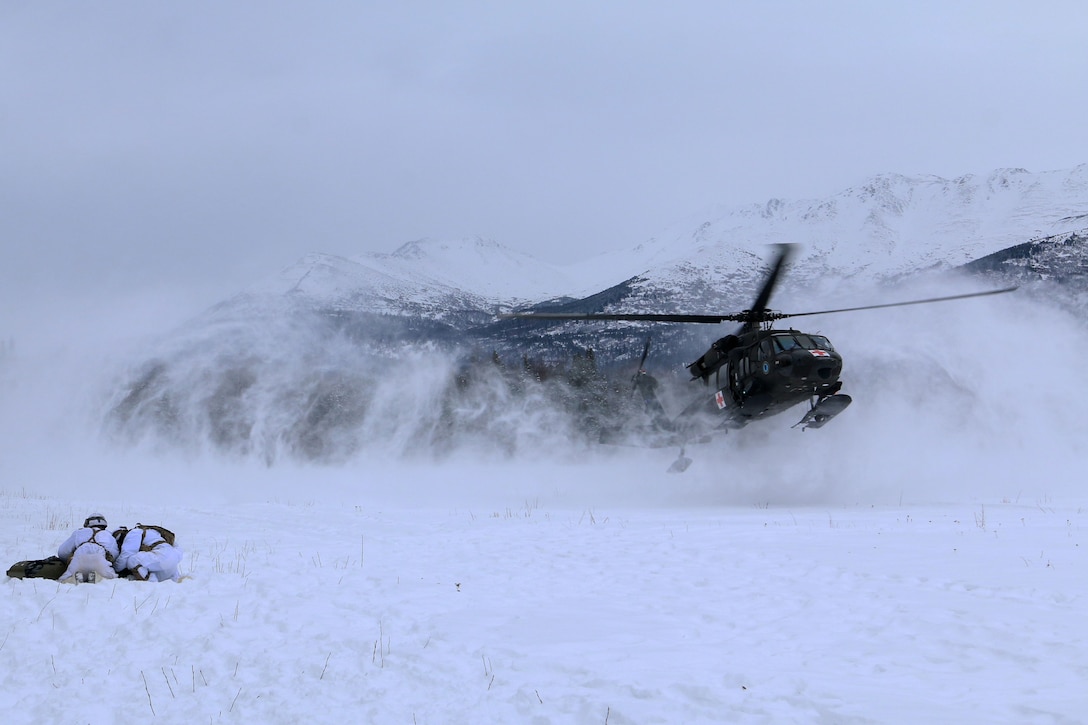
[{"left": 500, "top": 244, "right": 1017, "bottom": 470}]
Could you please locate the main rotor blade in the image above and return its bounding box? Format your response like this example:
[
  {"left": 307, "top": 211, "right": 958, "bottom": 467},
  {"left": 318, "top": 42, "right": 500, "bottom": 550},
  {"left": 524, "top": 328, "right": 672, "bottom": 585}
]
[
  {"left": 637, "top": 337, "right": 652, "bottom": 368},
  {"left": 775, "top": 286, "right": 1019, "bottom": 320},
  {"left": 749, "top": 243, "right": 796, "bottom": 314},
  {"left": 632, "top": 336, "right": 652, "bottom": 391},
  {"left": 500, "top": 286, "right": 1018, "bottom": 324},
  {"left": 498, "top": 311, "right": 737, "bottom": 323}
]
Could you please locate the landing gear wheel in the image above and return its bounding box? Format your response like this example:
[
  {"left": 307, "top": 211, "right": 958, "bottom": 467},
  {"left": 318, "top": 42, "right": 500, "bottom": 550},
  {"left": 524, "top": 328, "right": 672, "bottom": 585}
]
[{"left": 793, "top": 394, "right": 852, "bottom": 430}]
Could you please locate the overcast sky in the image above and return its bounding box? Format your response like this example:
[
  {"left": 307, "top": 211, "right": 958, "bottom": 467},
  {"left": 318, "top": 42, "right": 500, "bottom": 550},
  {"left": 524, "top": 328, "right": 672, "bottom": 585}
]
[{"left": 3, "top": 1, "right": 1086, "bottom": 317}]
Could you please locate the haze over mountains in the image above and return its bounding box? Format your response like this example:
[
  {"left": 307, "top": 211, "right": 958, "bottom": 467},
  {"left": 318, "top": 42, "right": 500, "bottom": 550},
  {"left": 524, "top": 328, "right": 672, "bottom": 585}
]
[
  {"left": 244, "top": 164, "right": 1088, "bottom": 311},
  {"left": 208, "top": 164, "right": 1088, "bottom": 362},
  {"left": 166, "top": 164, "right": 1083, "bottom": 388},
  {"left": 48, "top": 164, "right": 1088, "bottom": 463}
]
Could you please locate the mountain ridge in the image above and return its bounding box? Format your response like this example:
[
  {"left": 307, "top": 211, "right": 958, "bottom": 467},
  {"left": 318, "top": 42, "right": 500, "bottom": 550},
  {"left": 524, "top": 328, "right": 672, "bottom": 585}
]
[
  {"left": 102, "top": 164, "right": 1088, "bottom": 463},
  {"left": 234, "top": 164, "right": 1088, "bottom": 319}
]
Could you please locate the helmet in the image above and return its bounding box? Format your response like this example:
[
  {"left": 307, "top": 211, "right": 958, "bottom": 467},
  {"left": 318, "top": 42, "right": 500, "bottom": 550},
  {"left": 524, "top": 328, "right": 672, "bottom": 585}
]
[{"left": 84, "top": 514, "right": 107, "bottom": 530}]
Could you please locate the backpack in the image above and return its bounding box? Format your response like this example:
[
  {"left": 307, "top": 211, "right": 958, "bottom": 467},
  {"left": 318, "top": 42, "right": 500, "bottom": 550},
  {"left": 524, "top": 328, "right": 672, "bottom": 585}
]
[
  {"left": 6, "top": 556, "right": 67, "bottom": 580},
  {"left": 81, "top": 529, "right": 116, "bottom": 564},
  {"left": 135, "top": 524, "right": 176, "bottom": 547}
]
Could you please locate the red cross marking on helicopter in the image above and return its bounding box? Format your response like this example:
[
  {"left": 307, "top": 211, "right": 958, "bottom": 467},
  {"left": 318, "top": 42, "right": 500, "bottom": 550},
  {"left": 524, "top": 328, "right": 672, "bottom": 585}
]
[
  {"left": 715, "top": 391, "right": 726, "bottom": 409},
  {"left": 810, "top": 349, "right": 831, "bottom": 358}
]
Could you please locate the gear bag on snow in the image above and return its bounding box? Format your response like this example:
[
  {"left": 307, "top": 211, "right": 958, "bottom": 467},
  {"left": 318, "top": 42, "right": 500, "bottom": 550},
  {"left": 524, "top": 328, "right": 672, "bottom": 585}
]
[{"left": 6, "top": 556, "right": 67, "bottom": 580}]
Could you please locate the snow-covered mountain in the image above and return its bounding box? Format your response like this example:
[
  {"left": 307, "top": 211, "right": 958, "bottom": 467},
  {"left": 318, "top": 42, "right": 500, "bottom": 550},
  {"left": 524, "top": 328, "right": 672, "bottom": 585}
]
[
  {"left": 103, "top": 164, "right": 1088, "bottom": 463},
  {"left": 526, "top": 165, "right": 1087, "bottom": 327},
  {"left": 239, "top": 236, "right": 593, "bottom": 317},
  {"left": 583, "top": 164, "right": 1088, "bottom": 288},
  {"left": 230, "top": 164, "right": 1088, "bottom": 323}
]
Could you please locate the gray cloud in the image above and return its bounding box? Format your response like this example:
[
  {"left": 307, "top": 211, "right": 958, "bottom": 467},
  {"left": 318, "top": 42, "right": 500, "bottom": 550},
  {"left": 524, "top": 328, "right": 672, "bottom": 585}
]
[{"left": 3, "top": 1, "right": 1086, "bottom": 319}]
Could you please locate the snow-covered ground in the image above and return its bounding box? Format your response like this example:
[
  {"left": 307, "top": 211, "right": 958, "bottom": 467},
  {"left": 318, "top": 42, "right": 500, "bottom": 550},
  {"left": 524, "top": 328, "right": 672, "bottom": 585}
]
[
  {"left": 1, "top": 458, "right": 1084, "bottom": 724},
  {"left": 2, "top": 273, "right": 1086, "bottom": 723}
]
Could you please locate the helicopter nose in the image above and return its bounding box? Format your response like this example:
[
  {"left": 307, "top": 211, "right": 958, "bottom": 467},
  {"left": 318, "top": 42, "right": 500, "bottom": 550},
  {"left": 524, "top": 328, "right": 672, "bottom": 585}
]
[{"left": 781, "top": 349, "right": 841, "bottom": 382}]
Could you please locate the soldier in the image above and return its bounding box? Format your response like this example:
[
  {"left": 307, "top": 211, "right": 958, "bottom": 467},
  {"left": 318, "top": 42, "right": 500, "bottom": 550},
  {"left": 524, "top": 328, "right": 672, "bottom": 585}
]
[
  {"left": 57, "top": 514, "right": 119, "bottom": 583},
  {"left": 115, "top": 524, "right": 182, "bottom": 582}
]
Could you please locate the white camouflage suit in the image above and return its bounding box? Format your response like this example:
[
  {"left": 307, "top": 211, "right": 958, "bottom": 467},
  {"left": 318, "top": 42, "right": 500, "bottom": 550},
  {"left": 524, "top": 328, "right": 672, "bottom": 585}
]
[
  {"left": 115, "top": 526, "right": 183, "bottom": 582},
  {"left": 57, "top": 515, "right": 120, "bottom": 583}
]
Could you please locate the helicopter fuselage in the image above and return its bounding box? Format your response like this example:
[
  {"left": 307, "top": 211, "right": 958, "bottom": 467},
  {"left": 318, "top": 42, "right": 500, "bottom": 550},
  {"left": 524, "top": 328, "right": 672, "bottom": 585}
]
[
  {"left": 499, "top": 243, "right": 1014, "bottom": 450},
  {"left": 685, "top": 327, "right": 845, "bottom": 428}
]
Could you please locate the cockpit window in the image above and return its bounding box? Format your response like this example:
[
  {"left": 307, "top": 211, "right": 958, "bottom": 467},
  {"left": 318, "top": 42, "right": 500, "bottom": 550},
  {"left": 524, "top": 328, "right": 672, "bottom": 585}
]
[
  {"left": 773, "top": 334, "right": 834, "bottom": 352},
  {"left": 772, "top": 335, "right": 800, "bottom": 352}
]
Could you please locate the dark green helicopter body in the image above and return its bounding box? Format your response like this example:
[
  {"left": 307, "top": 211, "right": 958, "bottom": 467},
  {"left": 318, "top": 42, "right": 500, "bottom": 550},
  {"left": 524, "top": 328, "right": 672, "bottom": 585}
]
[
  {"left": 501, "top": 244, "right": 1015, "bottom": 467},
  {"left": 678, "top": 325, "right": 848, "bottom": 431}
]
